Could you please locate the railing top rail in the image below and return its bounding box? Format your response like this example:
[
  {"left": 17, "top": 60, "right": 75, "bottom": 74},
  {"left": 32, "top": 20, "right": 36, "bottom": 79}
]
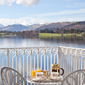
[
  {"left": 0, "top": 46, "right": 58, "bottom": 49},
  {"left": 59, "top": 46, "right": 85, "bottom": 50},
  {"left": 0, "top": 46, "right": 84, "bottom": 50}
]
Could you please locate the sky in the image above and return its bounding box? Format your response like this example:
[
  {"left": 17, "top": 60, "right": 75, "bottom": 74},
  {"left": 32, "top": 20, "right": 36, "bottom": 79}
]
[{"left": 0, "top": 0, "right": 85, "bottom": 26}]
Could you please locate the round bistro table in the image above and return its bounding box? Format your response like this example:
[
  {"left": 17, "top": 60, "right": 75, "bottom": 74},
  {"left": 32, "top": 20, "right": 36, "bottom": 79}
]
[{"left": 27, "top": 76, "right": 62, "bottom": 85}]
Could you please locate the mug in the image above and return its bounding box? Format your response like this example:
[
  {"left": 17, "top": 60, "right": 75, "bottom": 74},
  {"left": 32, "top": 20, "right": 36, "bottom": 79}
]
[
  {"left": 51, "top": 72, "right": 60, "bottom": 78},
  {"left": 36, "top": 72, "right": 43, "bottom": 78}
]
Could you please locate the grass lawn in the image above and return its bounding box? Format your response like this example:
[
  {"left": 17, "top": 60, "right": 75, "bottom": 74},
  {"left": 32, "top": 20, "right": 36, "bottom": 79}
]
[
  {"left": 39, "top": 33, "right": 61, "bottom": 38},
  {"left": 0, "top": 33, "right": 6, "bottom": 35},
  {"left": 39, "top": 33, "right": 82, "bottom": 38},
  {"left": 63, "top": 33, "right": 82, "bottom": 36},
  {"left": 0, "top": 33, "right": 16, "bottom": 36},
  {"left": 39, "top": 33, "right": 61, "bottom": 36},
  {"left": 75, "top": 34, "right": 82, "bottom": 36}
]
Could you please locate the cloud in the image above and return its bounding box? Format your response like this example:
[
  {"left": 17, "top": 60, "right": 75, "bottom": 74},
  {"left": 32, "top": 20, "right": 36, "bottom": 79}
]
[
  {"left": 0, "top": 17, "right": 45, "bottom": 26},
  {"left": 16, "top": 0, "right": 40, "bottom": 6},
  {"left": 0, "top": 8, "right": 85, "bottom": 26},
  {"left": 0, "top": 0, "right": 40, "bottom": 6},
  {"left": 0, "top": 0, "right": 14, "bottom": 6},
  {"left": 0, "top": 0, "right": 5, "bottom": 5},
  {"left": 68, "top": 18, "right": 74, "bottom": 21},
  {"left": 34, "top": 8, "right": 85, "bottom": 17}
]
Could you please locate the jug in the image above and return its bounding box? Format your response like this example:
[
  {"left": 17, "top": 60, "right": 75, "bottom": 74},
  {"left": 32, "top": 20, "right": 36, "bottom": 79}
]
[{"left": 51, "top": 63, "right": 64, "bottom": 75}]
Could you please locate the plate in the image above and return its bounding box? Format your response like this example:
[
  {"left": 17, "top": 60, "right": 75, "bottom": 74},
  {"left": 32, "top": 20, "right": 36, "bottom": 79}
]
[
  {"left": 50, "top": 76, "right": 63, "bottom": 81},
  {"left": 32, "top": 77, "right": 45, "bottom": 82}
]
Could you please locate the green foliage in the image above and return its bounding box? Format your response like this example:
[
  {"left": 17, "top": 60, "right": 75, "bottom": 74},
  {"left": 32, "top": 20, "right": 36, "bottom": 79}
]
[
  {"left": 40, "top": 29, "right": 54, "bottom": 33},
  {"left": 40, "top": 28, "right": 84, "bottom": 34}
]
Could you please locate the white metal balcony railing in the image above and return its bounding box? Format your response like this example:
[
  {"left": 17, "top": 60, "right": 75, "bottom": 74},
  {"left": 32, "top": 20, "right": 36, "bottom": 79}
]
[{"left": 0, "top": 46, "right": 85, "bottom": 85}]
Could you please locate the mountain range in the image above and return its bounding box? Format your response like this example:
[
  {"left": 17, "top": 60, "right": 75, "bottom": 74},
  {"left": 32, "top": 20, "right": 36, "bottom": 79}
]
[
  {"left": 0, "top": 21, "right": 85, "bottom": 32},
  {"left": 0, "top": 24, "right": 4, "bottom": 28}
]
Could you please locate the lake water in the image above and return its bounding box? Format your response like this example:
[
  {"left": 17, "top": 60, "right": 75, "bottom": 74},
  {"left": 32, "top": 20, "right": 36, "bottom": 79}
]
[
  {"left": 0, "top": 37, "right": 85, "bottom": 49},
  {"left": 0, "top": 37, "right": 85, "bottom": 84}
]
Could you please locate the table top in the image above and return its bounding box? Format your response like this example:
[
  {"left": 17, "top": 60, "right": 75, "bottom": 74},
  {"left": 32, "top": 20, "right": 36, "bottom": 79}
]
[{"left": 26, "top": 76, "right": 62, "bottom": 84}]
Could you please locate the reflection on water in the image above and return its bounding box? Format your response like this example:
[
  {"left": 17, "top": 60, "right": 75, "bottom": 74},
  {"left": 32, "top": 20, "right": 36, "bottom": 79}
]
[
  {"left": 0, "top": 36, "right": 85, "bottom": 48},
  {"left": 39, "top": 35, "right": 85, "bottom": 44}
]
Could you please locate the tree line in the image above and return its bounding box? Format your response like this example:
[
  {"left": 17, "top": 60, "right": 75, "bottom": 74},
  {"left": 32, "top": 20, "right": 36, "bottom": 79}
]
[
  {"left": 0, "top": 28, "right": 85, "bottom": 38},
  {"left": 40, "top": 28, "right": 85, "bottom": 34}
]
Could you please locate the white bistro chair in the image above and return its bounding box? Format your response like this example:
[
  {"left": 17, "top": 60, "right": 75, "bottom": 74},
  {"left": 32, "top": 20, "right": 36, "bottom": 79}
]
[
  {"left": 61, "top": 69, "right": 85, "bottom": 85},
  {"left": 1, "top": 67, "right": 26, "bottom": 85}
]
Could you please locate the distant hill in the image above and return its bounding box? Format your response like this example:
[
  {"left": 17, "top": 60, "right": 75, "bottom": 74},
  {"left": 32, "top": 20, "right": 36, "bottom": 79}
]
[
  {"left": 36, "top": 21, "right": 85, "bottom": 30},
  {"left": 62, "top": 21, "right": 85, "bottom": 29},
  {"left": 1, "top": 24, "right": 28, "bottom": 32},
  {"left": 0, "top": 21, "right": 85, "bottom": 32},
  {"left": 36, "top": 22, "right": 74, "bottom": 30},
  {"left": 1, "top": 24, "right": 43, "bottom": 32},
  {"left": 0, "top": 24, "right": 4, "bottom": 28},
  {"left": 22, "top": 24, "right": 42, "bottom": 31}
]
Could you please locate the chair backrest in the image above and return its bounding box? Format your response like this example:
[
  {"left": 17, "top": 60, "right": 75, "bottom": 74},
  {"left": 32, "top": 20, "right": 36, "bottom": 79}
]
[
  {"left": 1, "top": 67, "right": 26, "bottom": 85},
  {"left": 61, "top": 69, "right": 85, "bottom": 85}
]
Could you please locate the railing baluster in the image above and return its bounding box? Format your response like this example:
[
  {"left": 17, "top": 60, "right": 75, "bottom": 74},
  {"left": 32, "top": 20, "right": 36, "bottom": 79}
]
[
  {"left": 2, "top": 57, "right": 4, "bottom": 68},
  {"left": 12, "top": 49, "right": 16, "bottom": 85},
  {"left": 19, "top": 57, "right": 21, "bottom": 73},
  {"left": 69, "top": 49, "right": 70, "bottom": 74},
  {"left": 81, "top": 50, "right": 83, "bottom": 69},
  {"left": 75, "top": 49, "right": 78, "bottom": 71},
  {"left": 47, "top": 55, "right": 49, "bottom": 71},
  {"left": 37, "top": 48, "right": 39, "bottom": 69},
  {"left": 16, "top": 50, "right": 17, "bottom": 84},
  {"left": 34, "top": 56, "right": 35, "bottom": 70},
  {"left": 81, "top": 50, "right": 83, "bottom": 85},
  {"left": 7, "top": 49, "right": 9, "bottom": 67},
  {"left": 73, "top": 51, "right": 76, "bottom": 71},
  {"left": 51, "top": 48, "right": 52, "bottom": 75},
  {"left": 27, "top": 57, "right": 28, "bottom": 85},
  {"left": 27, "top": 53, "right": 30, "bottom": 85},
  {"left": 44, "top": 48, "right": 46, "bottom": 71},
  {"left": 70, "top": 49, "right": 73, "bottom": 85},
  {"left": 54, "top": 55, "right": 55, "bottom": 64},
  {"left": 41, "top": 55, "right": 42, "bottom": 70},
  {"left": 84, "top": 59, "right": 85, "bottom": 69},
  {"left": 66, "top": 48, "right": 68, "bottom": 75},
  {"left": 62, "top": 48, "right": 64, "bottom": 71},
  {"left": 57, "top": 47, "right": 59, "bottom": 64},
  {"left": 23, "top": 50, "right": 25, "bottom": 85},
  {"left": 2, "top": 49, "right": 8, "bottom": 84},
  {"left": 30, "top": 49, "right": 32, "bottom": 85},
  {"left": 34, "top": 53, "right": 36, "bottom": 85}
]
